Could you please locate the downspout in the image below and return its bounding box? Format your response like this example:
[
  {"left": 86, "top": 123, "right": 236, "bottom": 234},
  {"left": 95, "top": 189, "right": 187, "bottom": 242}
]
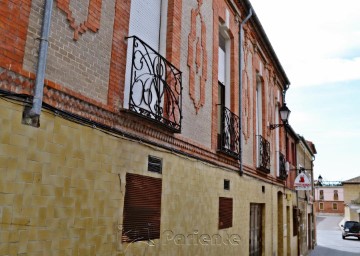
[
  {"left": 24, "top": 0, "right": 53, "bottom": 126},
  {"left": 310, "top": 155, "right": 316, "bottom": 249},
  {"left": 238, "top": 7, "right": 252, "bottom": 175}
]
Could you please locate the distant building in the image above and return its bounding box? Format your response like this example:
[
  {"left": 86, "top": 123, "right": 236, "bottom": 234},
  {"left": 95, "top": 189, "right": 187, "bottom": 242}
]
[
  {"left": 342, "top": 176, "right": 360, "bottom": 221},
  {"left": 314, "top": 180, "right": 344, "bottom": 215}
]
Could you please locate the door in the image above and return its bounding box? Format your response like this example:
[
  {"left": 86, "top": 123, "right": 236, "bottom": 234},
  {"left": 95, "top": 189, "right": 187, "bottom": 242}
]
[{"left": 249, "top": 204, "right": 263, "bottom": 256}]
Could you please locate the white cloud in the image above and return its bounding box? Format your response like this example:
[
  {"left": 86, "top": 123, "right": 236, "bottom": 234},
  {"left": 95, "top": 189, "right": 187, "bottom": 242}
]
[
  {"left": 250, "top": 0, "right": 360, "bottom": 86},
  {"left": 288, "top": 57, "right": 360, "bottom": 86}
]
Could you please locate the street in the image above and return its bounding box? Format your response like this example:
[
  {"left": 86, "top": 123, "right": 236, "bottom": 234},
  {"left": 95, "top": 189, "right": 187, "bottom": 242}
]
[{"left": 310, "top": 215, "right": 360, "bottom": 256}]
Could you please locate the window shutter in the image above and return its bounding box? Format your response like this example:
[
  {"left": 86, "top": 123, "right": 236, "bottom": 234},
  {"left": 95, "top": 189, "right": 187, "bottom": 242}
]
[
  {"left": 219, "top": 197, "right": 233, "bottom": 229},
  {"left": 122, "top": 173, "right": 162, "bottom": 242},
  {"left": 128, "top": 0, "right": 161, "bottom": 50},
  {"left": 124, "top": 0, "right": 162, "bottom": 109}
]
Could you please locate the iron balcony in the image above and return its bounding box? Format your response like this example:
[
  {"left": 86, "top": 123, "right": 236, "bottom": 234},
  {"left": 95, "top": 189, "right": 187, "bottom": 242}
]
[
  {"left": 257, "top": 135, "right": 270, "bottom": 173},
  {"left": 218, "top": 106, "right": 240, "bottom": 158},
  {"left": 126, "top": 36, "right": 182, "bottom": 132},
  {"left": 278, "top": 152, "right": 287, "bottom": 180}
]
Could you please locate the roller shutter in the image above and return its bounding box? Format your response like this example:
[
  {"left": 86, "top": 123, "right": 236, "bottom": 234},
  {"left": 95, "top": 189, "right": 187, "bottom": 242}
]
[
  {"left": 219, "top": 197, "right": 233, "bottom": 229},
  {"left": 122, "top": 173, "right": 162, "bottom": 242}
]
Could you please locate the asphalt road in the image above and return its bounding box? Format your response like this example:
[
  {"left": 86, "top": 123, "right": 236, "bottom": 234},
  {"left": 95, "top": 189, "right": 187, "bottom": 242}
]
[{"left": 310, "top": 215, "right": 360, "bottom": 256}]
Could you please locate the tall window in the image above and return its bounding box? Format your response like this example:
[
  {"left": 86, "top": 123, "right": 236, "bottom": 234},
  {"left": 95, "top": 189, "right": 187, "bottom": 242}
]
[
  {"left": 319, "top": 202, "right": 324, "bottom": 210},
  {"left": 319, "top": 190, "right": 324, "bottom": 200},
  {"left": 217, "top": 24, "right": 232, "bottom": 152},
  {"left": 334, "top": 190, "right": 339, "bottom": 201},
  {"left": 332, "top": 203, "right": 338, "bottom": 210},
  {"left": 124, "top": 0, "right": 168, "bottom": 108},
  {"left": 256, "top": 75, "right": 263, "bottom": 167},
  {"left": 218, "top": 24, "right": 230, "bottom": 109},
  {"left": 275, "top": 104, "right": 280, "bottom": 176},
  {"left": 291, "top": 142, "right": 296, "bottom": 164}
]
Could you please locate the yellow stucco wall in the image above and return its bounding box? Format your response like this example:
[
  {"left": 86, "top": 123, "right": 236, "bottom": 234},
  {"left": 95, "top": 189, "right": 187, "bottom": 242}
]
[{"left": 0, "top": 99, "right": 297, "bottom": 255}]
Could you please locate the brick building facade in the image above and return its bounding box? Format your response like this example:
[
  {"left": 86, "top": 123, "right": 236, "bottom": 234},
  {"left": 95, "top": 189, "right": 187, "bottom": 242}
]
[
  {"left": 0, "top": 0, "right": 313, "bottom": 255},
  {"left": 314, "top": 182, "right": 345, "bottom": 215}
]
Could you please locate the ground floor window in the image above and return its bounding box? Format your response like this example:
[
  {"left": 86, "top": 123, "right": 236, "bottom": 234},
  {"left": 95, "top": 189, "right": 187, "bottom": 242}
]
[
  {"left": 319, "top": 202, "right": 324, "bottom": 210},
  {"left": 332, "top": 203, "right": 338, "bottom": 210}
]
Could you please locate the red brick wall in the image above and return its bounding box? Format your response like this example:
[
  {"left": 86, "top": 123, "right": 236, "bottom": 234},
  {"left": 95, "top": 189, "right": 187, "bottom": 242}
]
[
  {"left": 0, "top": 0, "right": 32, "bottom": 70},
  {"left": 316, "top": 201, "right": 345, "bottom": 215},
  {"left": 107, "top": 0, "right": 131, "bottom": 109}
]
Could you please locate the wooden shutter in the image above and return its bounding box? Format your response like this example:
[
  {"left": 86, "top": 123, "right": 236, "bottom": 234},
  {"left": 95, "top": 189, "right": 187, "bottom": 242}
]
[
  {"left": 122, "top": 173, "right": 162, "bottom": 242},
  {"left": 219, "top": 197, "right": 233, "bottom": 229}
]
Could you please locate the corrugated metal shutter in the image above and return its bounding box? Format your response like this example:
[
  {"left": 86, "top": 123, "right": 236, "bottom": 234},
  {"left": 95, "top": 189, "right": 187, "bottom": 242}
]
[
  {"left": 219, "top": 197, "right": 233, "bottom": 229},
  {"left": 122, "top": 173, "right": 162, "bottom": 242}
]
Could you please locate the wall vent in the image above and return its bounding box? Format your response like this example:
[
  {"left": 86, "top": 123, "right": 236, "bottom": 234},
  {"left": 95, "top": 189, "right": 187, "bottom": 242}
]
[{"left": 148, "top": 155, "right": 162, "bottom": 174}]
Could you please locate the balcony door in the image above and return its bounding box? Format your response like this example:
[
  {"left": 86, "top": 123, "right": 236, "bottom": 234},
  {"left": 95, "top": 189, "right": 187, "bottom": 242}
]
[
  {"left": 129, "top": 0, "right": 162, "bottom": 50},
  {"left": 256, "top": 75, "right": 263, "bottom": 168},
  {"left": 124, "top": 0, "right": 166, "bottom": 113},
  {"left": 217, "top": 26, "right": 239, "bottom": 156}
]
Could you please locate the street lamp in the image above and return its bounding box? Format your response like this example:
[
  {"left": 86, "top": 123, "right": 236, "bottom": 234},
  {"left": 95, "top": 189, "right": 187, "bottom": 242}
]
[
  {"left": 269, "top": 103, "right": 291, "bottom": 129},
  {"left": 318, "top": 175, "right": 323, "bottom": 186}
]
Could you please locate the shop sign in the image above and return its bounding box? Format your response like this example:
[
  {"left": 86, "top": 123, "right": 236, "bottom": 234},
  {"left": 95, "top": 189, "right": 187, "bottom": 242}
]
[{"left": 294, "top": 173, "right": 312, "bottom": 190}]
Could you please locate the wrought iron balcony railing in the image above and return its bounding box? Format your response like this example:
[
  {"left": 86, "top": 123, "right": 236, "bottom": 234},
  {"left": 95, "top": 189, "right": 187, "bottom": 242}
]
[
  {"left": 257, "top": 135, "right": 270, "bottom": 173},
  {"left": 218, "top": 106, "right": 240, "bottom": 158},
  {"left": 126, "top": 36, "right": 182, "bottom": 132},
  {"left": 278, "top": 152, "right": 287, "bottom": 180}
]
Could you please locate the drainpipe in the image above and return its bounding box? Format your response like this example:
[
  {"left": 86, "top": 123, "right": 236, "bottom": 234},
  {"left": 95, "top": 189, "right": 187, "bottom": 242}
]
[
  {"left": 238, "top": 7, "right": 252, "bottom": 175},
  {"left": 310, "top": 155, "right": 316, "bottom": 249},
  {"left": 23, "top": 0, "right": 53, "bottom": 126}
]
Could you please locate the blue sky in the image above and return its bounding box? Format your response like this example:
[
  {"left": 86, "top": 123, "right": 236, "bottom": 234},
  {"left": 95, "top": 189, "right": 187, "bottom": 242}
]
[{"left": 250, "top": 0, "right": 360, "bottom": 181}]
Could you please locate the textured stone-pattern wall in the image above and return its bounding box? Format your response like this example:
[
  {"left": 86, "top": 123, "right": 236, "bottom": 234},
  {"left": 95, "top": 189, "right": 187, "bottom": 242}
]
[
  {"left": 23, "top": 0, "right": 115, "bottom": 104},
  {"left": 343, "top": 183, "right": 360, "bottom": 221},
  {"left": 0, "top": 99, "right": 295, "bottom": 256},
  {"left": 343, "top": 184, "right": 360, "bottom": 204},
  {"left": 0, "top": 100, "right": 121, "bottom": 255}
]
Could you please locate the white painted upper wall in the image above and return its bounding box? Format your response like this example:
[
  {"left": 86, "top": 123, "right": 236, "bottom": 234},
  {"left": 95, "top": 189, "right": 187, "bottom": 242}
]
[{"left": 314, "top": 187, "right": 344, "bottom": 201}]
